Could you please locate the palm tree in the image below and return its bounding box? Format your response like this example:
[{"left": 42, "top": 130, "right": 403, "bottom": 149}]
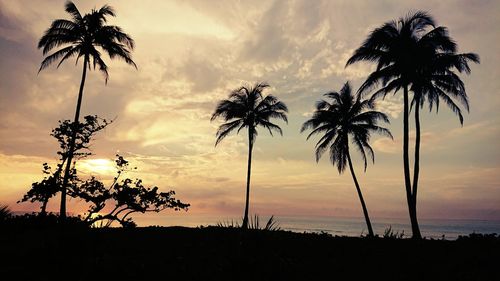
[
  {"left": 410, "top": 29, "right": 479, "bottom": 208},
  {"left": 38, "top": 1, "right": 136, "bottom": 219},
  {"left": 211, "top": 83, "right": 288, "bottom": 229},
  {"left": 301, "top": 82, "right": 392, "bottom": 237},
  {"left": 345, "top": 11, "right": 435, "bottom": 239},
  {"left": 346, "top": 11, "right": 478, "bottom": 238}
]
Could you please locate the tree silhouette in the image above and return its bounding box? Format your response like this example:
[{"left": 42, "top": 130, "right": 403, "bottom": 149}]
[
  {"left": 72, "top": 155, "right": 190, "bottom": 227},
  {"left": 38, "top": 1, "right": 136, "bottom": 220},
  {"left": 345, "top": 11, "right": 434, "bottom": 238},
  {"left": 409, "top": 31, "right": 479, "bottom": 213},
  {"left": 211, "top": 83, "right": 288, "bottom": 229},
  {"left": 346, "top": 11, "right": 479, "bottom": 238},
  {"left": 0, "top": 205, "right": 13, "bottom": 222},
  {"left": 18, "top": 163, "right": 60, "bottom": 216},
  {"left": 18, "top": 116, "right": 112, "bottom": 215},
  {"left": 301, "top": 82, "right": 392, "bottom": 237}
]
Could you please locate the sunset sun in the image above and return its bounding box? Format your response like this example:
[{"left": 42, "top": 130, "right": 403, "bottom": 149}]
[{"left": 78, "top": 159, "right": 116, "bottom": 175}]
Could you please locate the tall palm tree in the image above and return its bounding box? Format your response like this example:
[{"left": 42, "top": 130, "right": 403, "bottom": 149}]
[
  {"left": 346, "top": 11, "right": 479, "bottom": 238},
  {"left": 211, "top": 83, "right": 288, "bottom": 229},
  {"left": 410, "top": 36, "right": 478, "bottom": 210},
  {"left": 346, "top": 11, "right": 436, "bottom": 239},
  {"left": 301, "top": 82, "right": 392, "bottom": 237},
  {"left": 38, "top": 1, "right": 136, "bottom": 219}
]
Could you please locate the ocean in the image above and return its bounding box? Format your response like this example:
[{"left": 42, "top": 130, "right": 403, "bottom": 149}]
[{"left": 132, "top": 214, "right": 500, "bottom": 239}]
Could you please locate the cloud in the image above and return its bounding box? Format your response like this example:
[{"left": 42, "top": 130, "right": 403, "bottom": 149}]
[
  {"left": 372, "top": 118, "right": 499, "bottom": 160},
  {"left": 376, "top": 95, "right": 404, "bottom": 119},
  {"left": 0, "top": 0, "right": 499, "bottom": 220}
]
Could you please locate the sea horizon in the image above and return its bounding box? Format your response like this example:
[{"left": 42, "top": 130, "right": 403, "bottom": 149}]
[
  {"left": 12, "top": 210, "right": 499, "bottom": 239},
  {"left": 127, "top": 213, "right": 500, "bottom": 239}
]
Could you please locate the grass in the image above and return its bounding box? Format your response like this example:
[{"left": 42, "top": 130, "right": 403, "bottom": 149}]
[
  {"left": 0, "top": 224, "right": 498, "bottom": 281},
  {"left": 383, "top": 225, "right": 405, "bottom": 239},
  {"left": 216, "top": 215, "right": 281, "bottom": 231}
]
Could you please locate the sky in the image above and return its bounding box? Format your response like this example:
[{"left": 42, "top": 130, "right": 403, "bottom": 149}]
[{"left": 0, "top": 0, "right": 499, "bottom": 223}]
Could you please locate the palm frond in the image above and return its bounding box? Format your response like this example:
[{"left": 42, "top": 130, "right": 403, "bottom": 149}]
[
  {"left": 65, "top": 1, "right": 83, "bottom": 22},
  {"left": 314, "top": 130, "right": 336, "bottom": 162},
  {"left": 418, "top": 26, "right": 456, "bottom": 53},
  {"left": 302, "top": 81, "right": 392, "bottom": 173},
  {"left": 38, "top": 46, "right": 75, "bottom": 72},
  {"left": 39, "top": 31, "right": 78, "bottom": 55},
  {"left": 357, "top": 124, "right": 393, "bottom": 139},
  {"left": 352, "top": 134, "right": 369, "bottom": 171},
  {"left": 90, "top": 48, "right": 109, "bottom": 82},
  {"left": 56, "top": 46, "right": 80, "bottom": 68},
  {"left": 435, "top": 88, "right": 464, "bottom": 125},
  {"left": 330, "top": 134, "right": 348, "bottom": 173},
  {"left": 214, "top": 119, "right": 243, "bottom": 146},
  {"left": 358, "top": 65, "right": 399, "bottom": 96},
  {"left": 38, "top": 1, "right": 136, "bottom": 81},
  {"left": 212, "top": 82, "right": 287, "bottom": 146},
  {"left": 351, "top": 111, "right": 390, "bottom": 125},
  {"left": 98, "top": 4, "right": 116, "bottom": 18},
  {"left": 402, "top": 10, "right": 435, "bottom": 35},
  {"left": 259, "top": 120, "right": 283, "bottom": 136}
]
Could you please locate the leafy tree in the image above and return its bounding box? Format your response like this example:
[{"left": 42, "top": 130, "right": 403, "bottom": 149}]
[
  {"left": 18, "top": 164, "right": 61, "bottom": 216},
  {"left": 20, "top": 115, "right": 188, "bottom": 227},
  {"left": 211, "top": 83, "right": 288, "bottom": 229},
  {"left": 72, "top": 155, "right": 190, "bottom": 227},
  {"left": 301, "top": 82, "right": 392, "bottom": 237},
  {"left": 38, "top": 1, "right": 136, "bottom": 219},
  {"left": 18, "top": 116, "right": 111, "bottom": 214}
]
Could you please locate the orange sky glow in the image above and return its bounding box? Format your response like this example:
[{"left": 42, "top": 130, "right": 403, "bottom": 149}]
[{"left": 0, "top": 0, "right": 499, "bottom": 224}]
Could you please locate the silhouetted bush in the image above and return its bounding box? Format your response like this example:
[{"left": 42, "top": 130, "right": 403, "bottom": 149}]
[
  {"left": 0, "top": 204, "right": 12, "bottom": 222},
  {"left": 457, "top": 232, "right": 499, "bottom": 241},
  {"left": 0, "top": 212, "right": 88, "bottom": 229}
]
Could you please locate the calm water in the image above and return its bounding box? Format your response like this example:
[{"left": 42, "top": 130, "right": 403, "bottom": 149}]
[{"left": 133, "top": 214, "right": 500, "bottom": 239}]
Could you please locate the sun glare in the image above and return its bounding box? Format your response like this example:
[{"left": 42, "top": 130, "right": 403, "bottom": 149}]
[{"left": 78, "top": 159, "right": 116, "bottom": 175}]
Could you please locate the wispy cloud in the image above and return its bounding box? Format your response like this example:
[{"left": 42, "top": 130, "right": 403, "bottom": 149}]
[{"left": 0, "top": 0, "right": 499, "bottom": 220}]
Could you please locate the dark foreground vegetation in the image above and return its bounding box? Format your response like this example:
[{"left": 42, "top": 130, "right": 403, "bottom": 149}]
[{"left": 0, "top": 220, "right": 498, "bottom": 281}]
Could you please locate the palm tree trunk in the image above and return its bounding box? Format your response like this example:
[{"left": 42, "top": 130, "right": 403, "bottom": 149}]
[
  {"left": 403, "top": 86, "right": 421, "bottom": 239},
  {"left": 59, "top": 55, "right": 88, "bottom": 221},
  {"left": 346, "top": 149, "right": 374, "bottom": 237},
  {"left": 242, "top": 127, "right": 253, "bottom": 229},
  {"left": 412, "top": 100, "right": 421, "bottom": 234}
]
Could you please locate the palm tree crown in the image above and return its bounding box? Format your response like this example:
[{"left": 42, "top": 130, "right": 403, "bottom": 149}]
[
  {"left": 38, "top": 1, "right": 137, "bottom": 82},
  {"left": 346, "top": 11, "right": 436, "bottom": 95},
  {"left": 301, "top": 82, "right": 392, "bottom": 172},
  {"left": 211, "top": 83, "right": 288, "bottom": 146},
  {"left": 409, "top": 28, "right": 479, "bottom": 124},
  {"left": 346, "top": 10, "right": 479, "bottom": 111}
]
